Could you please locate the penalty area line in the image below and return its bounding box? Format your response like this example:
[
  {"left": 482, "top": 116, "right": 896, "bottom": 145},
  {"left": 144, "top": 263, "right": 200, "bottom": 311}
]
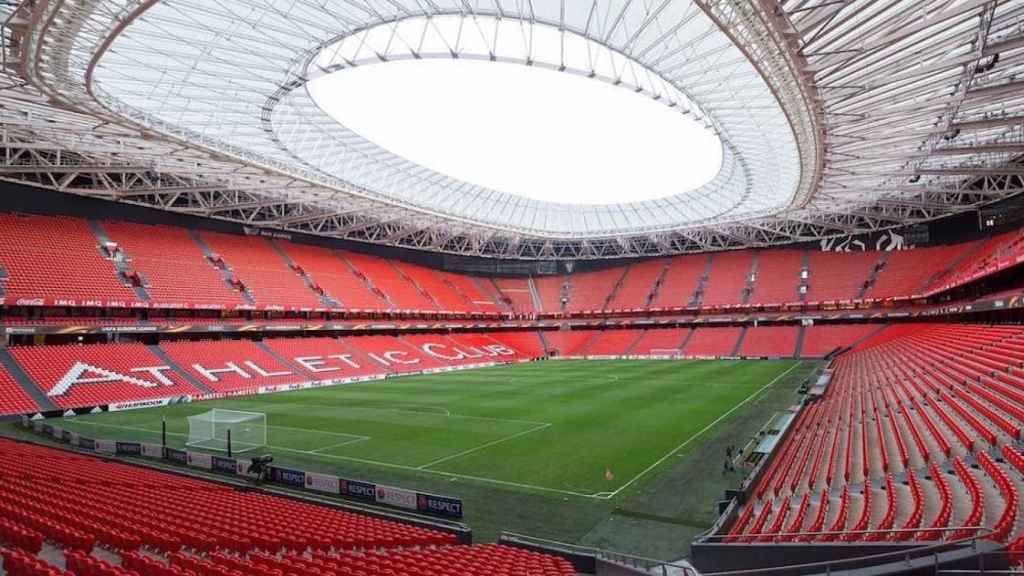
[
  {"left": 601, "top": 361, "right": 804, "bottom": 500},
  {"left": 65, "top": 420, "right": 603, "bottom": 499}
]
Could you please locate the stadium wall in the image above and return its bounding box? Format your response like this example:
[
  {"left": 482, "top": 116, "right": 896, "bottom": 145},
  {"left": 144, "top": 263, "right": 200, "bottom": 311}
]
[
  {"left": 1, "top": 181, "right": 1018, "bottom": 277},
  {"left": 0, "top": 183, "right": 561, "bottom": 277},
  {"left": 690, "top": 539, "right": 1006, "bottom": 574},
  {"left": 9, "top": 428, "right": 472, "bottom": 535}
]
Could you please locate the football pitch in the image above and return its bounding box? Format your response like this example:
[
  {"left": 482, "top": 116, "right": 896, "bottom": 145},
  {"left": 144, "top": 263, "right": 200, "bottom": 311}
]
[{"left": 51, "top": 359, "right": 812, "bottom": 554}]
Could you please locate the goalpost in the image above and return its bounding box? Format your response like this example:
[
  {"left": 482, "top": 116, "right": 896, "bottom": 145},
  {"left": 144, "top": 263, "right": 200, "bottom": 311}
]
[
  {"left": 649, "top": 348, "right": 685, "bottom": 359},
  {"left": 186, "top": 409, "right": 267, "bottom": 454}
]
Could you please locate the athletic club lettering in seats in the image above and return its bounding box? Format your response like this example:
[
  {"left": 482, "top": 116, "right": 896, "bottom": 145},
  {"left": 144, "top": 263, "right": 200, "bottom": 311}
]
[{"left": 4, "top": 333, "right": 535, "bottom": 410}]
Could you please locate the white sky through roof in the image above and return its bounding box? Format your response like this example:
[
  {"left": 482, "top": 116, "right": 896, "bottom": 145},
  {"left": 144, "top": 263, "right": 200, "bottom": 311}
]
[{"left": 308, "top": 58, "right": 723, "bottom": 206}]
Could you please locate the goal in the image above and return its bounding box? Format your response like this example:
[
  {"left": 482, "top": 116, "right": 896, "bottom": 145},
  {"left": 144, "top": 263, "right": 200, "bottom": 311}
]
[{"left": 186, "top": 409, "right": 267, "bottom": 453}]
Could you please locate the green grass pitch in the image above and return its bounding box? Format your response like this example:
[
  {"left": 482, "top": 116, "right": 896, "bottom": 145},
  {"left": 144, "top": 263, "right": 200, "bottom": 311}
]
[{"left": 52, "top": 359, "right": 809, "bottom": 555}]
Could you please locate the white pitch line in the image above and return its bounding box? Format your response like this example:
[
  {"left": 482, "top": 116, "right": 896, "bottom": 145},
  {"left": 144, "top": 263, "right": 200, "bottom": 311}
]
[
  {"left": 62, "top": 361, "right": 803, "bottom": 502},
  {"left": 416, "top": 422, "right": 553, "bottom": 470},
  {"left": 387, "top": 406, "right": 452, "bottom": 417},
  {"left": 64, "top": 419, "right": 599, "bottom": 499},
  {"left": 286, "top": 446, "right": 601, "bottom": 499},
  {"left": 261, "top": 422, "right": 375, "bottom": 440},
  {"left": 599, "top": 361, "right": 804, "bottom": 500},
  {"left": 309, "top": 436, "right": 370, "bottom": 453},
  {"left": 255, "top": 404, "right": 549, "bottom": 427}
]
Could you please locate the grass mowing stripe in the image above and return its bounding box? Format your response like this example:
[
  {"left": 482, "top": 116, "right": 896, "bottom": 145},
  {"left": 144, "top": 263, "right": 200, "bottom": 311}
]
[
  {"left": 64, "top": 414, "right": 599, "bottom": 498},
  {"left": 53, "top": 359, "right": 801, "bottom": 502},
  {"left": 603, "top": 360, "right": 803, "bottom": 499},
  {"left": 9, "top": 358, "right": 815, "bottom": 558},
  {"left": 417, "top": 422, "right": 552, "bottom": 470},
  {"left": 308, "top": 437, "right": 371, "bottom": 452}
]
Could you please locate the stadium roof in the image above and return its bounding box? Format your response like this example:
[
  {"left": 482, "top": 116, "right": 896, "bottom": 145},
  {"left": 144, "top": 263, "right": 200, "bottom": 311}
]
[{"left": 0, "top": 0, "right": 1022, "bottom": 259}]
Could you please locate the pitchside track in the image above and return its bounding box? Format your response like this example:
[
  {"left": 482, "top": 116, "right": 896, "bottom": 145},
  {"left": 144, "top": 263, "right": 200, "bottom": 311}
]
[{"left": 58, "top": 359, "right": 801, "bottom": 499}]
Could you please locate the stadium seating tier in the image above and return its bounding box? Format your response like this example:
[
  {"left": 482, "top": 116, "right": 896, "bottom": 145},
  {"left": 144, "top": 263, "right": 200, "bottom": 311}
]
[
  {"left": 702, "top": 252, "right": 753, "bottom": 307},
  {"left": 0, "top": 214, "right": 139, "bottom": 306},
  {"left": 103, "top": 221, "right": 246, "bottom": 308},
  {"left": 198, "top": 232, "right": 322, "bottom": 310},
  {"left": 0, "top": 437, "right": 574, "bottom": 576},
  {"left": 3, "top": 212, "right": 1023, "bottom": 315},
  {"left": 727, "top": 323, "right": 1024, "bottom": 546}
]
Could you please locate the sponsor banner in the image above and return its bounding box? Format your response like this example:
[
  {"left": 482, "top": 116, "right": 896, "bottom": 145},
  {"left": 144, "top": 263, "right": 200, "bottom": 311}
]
[
  {"left": 340, "top": 479, "right": 377, "bottom": 502},
  {"left": 374, "top": 484, "right": 418, "bottom": 511},
  {"left": 416, "top": 493, "right": 464, "bottom": 519},
  {"left": 14, "top": 298, "right": 45, "bottom": 306},
  {"left": 211, "top": 455, "right": 237, "bottom": 474},
  {"left": 116, "top": 441, "right": 142, "bottom": 456},
  {"left": 187, "top": 451, "right": 213, "bottom": 470},
  {"left": 141, "top": 443, "right": 164, "bottom": 459},
  {"left": 269, "top": 466, "right": 306, "bottom": 488},
  {"left": 304, "top": 471, "right": 341, "bottom": 494},
  {"left": 235, "top": 460, "right": 262, "bottom": 479},
  {"left": 165, "top": 447, "right": 188, "bottom": 465},
  {"left": 100, "top": 326, "right": 159, "bottom": 333},
  {"left": 95, "top": 439, "right": 116, "bottom": 454},
  {"left": 108, "top": 397, "right": 189, "bottom": 412}
]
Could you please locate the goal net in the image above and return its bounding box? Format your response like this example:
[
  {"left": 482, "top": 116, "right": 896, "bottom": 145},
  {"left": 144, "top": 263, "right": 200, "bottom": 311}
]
[{"left": 186, "top": 409, "right": 266, "bottom": 453}]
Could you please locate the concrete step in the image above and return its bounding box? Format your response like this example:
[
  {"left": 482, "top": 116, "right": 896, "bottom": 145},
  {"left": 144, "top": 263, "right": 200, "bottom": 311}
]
[{"left": 0, "top": 347, "right": 57, "bottom": 412}]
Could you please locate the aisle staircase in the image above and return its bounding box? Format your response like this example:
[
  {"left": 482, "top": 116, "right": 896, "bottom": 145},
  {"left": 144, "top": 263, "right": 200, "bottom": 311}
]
[
  {"left": 742, "top": 253, "right": 759, "bottom": 305},
  {"left": 336, "top": 253, "right": 395, "bottom": 309},
  {"left": 188, "top": 230, "right": 256, "bottom": 306},
  {"left": 89, "top": 220, "right": 151, "bottom": 302},
  {"left": 270, "top": 240, "right": 340, "bottom": 308},
  {"left": 857, "top": 253, "right": 891, "bottom": 299},
  {"left": 527, "top": 277, "right": 542, "bottom": 312},
  {"left": 0, "top": 348, "right": 56, "bottom": 412},
  {"left": 691, "top": 255, "right": 714, "bottom": 307},
  {"left": 645, "top": 261, "right": 671, "bottom": 307},
  {"left": 147, "top": 345, "right": 212, "bottom": 394}
]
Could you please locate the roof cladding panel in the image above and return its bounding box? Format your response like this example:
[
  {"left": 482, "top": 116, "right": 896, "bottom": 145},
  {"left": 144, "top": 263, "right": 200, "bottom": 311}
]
[
  {"left": 0, "top": 0, "right": 1021, "bottom": 259},
  {"left": 87, "top": 2, "right": 802, "bottom": 236}
]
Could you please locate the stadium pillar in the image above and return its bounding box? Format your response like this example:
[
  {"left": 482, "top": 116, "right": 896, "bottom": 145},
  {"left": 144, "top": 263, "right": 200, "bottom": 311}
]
[
  {"left": 161, "top": 417, "right": 166, "bottom": 447},
  {"left": 227, "top": 428, "right": 232, "bottom": 458}
]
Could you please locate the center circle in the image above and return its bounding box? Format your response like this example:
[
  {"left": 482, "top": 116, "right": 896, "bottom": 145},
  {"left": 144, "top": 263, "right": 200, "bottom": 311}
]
[{"left": 307, "top": 57, "right": 723, "bottom": 206}]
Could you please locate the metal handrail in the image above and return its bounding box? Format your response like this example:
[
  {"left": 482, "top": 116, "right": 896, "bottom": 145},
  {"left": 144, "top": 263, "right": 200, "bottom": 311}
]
[
  {"left": 937, "top": 546, "right": 1024, "bottom": 575},
  {"left": 702, "top": 524, "right": 990, "bottom": 542},
  {"left": 701, "top": 527, "right": 994, "bottom": 576}
]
